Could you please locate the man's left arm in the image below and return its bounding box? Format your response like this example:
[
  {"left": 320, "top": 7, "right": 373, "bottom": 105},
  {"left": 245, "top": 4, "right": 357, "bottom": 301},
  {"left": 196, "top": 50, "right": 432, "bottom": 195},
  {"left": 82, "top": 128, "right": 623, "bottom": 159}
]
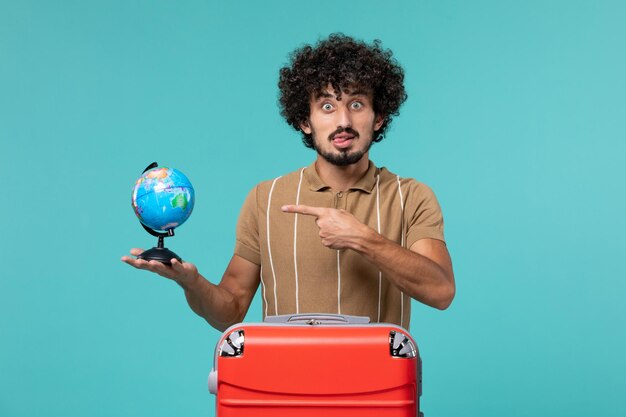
[
  {"left": 356, "top": 232, "right": 455, "bottom": 310},
  {"left": 282, "top": 205, "right": 455, "bottom": 310}
]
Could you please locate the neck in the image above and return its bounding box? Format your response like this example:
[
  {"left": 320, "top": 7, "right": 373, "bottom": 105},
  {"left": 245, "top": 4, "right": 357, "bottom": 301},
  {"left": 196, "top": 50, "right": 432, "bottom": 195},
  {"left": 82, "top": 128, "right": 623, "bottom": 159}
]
[{"left": 314, "top": 154, "right": 371, "bottom": 191}]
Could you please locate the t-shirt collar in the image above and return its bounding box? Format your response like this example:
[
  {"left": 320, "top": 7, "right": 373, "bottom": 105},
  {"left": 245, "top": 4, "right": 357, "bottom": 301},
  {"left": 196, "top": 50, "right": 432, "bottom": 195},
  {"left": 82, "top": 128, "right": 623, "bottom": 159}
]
[{"left": 304, "top": 160, "right": 378, "bottom": 194}]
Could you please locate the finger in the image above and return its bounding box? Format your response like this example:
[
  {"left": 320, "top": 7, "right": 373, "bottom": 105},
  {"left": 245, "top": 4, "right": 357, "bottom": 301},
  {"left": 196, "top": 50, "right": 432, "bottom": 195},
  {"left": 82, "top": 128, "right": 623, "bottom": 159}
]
[
  {"left": 121, "top": 255, "right": 134, "bottom": 264},
  {"left": 123, "top": 256, "right": 168, "bottom": 274},
  {"left": 122, "top": 255, "right": 180, "bottom": 281},
  {"left": 130, "top": 248, "right": 145, "bottom": 256},
  {"left": 145, "top": 259, "right": 171, "bottom": 272},
  {"left": 171, "top": 258, "right": 185, "bottom": 272},
  {"left": 170, "top": 258, "right": 190, "bottom": 278},
  {"left": 281, "top": 204, "right": 324, "bottom": 217},
  {"left": 144, "top": 260, "right": 179, "bottom": 279},
  {"left": 172, "top": 258, "right": 199, "bottom": 276},
  {"left": 121, "top": 256, "right": 151, "bottom": 269}
]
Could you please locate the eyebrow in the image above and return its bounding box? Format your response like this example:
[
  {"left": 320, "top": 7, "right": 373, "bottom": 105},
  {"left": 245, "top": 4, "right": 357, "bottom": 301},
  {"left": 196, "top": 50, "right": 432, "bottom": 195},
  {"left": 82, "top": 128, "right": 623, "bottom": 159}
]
[
  {"left": 314, "top": 89, "right": 370, "bottom": 102},
  {"left": 314, "top": 91, "right": 335, "bottom": 101},
  {"left": 344, "top": 89, "right": 368, "bottom": 97}
]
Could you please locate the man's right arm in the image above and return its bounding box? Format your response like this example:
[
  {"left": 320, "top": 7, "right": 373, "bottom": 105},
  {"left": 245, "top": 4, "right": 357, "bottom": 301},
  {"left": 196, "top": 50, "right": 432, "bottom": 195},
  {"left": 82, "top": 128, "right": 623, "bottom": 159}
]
[
  {"left": 180, "top": 255, "right": 260, "bottom": 331},
  {"left": 122, "top": 251, "right": 260, "bottom": 331}
]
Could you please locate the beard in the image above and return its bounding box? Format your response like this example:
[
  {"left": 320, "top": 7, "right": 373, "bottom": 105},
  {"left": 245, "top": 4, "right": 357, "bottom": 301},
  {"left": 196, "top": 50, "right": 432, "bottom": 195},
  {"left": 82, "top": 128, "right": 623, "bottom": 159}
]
[{"left": 312, "top": 127, "right": 373, "bottom": 167}]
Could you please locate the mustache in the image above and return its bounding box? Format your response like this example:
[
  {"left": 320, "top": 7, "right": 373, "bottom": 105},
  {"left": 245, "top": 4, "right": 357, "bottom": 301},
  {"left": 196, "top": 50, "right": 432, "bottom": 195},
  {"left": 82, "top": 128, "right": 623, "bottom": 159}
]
[{"left": 329, "top": 127, "right": 360, "bottom": 141}]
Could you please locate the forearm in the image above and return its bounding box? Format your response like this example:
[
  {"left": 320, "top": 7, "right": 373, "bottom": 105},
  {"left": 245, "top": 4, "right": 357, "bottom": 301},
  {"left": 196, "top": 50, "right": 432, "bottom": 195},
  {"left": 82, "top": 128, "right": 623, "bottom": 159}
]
[
  {"left": 122, "top": 251, "right": 258, "bottom": 331},
  {"left": 350, "top": 228, "right": 455, "bottom": 309},
  {"left": 179, "top": 275, "right": 246, "bottom": 331}
]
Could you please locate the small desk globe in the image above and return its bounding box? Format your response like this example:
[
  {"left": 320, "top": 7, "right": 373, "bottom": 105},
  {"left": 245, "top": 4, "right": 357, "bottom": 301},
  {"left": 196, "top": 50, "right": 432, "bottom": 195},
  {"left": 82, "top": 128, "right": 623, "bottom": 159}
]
[{"left": 131, "top": 162, "right": 195, "bottom": 265}]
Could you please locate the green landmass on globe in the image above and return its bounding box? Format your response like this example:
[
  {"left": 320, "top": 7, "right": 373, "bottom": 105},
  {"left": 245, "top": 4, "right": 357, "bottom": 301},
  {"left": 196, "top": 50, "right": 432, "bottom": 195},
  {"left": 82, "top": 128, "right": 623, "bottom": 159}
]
[{"left": 171, "top": 193, "right": 189, "bottom": 210}]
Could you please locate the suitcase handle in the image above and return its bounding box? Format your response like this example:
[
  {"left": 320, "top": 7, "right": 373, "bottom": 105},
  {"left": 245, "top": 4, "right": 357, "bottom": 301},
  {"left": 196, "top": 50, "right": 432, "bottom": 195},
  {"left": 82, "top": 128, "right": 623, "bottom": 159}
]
[{"left": 264, "top": 313, "right": 370, "bottom": 325}]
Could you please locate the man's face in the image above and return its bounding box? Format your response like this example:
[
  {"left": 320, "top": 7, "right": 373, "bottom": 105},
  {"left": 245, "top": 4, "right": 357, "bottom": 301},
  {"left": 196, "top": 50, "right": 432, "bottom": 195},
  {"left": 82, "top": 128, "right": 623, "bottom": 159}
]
[{"left": 301, "top": 86, "right": 384, "bottom": 166}]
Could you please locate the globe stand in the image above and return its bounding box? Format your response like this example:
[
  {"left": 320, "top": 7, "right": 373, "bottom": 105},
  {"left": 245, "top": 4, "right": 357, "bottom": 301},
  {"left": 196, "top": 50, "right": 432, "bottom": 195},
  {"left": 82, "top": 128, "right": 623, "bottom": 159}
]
[{"left": 137, "top": 224, "right": 182, "bottom": 266}]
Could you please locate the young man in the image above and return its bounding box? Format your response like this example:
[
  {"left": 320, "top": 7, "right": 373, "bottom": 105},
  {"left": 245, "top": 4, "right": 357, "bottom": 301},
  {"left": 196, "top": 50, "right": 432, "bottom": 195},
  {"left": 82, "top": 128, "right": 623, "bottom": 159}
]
[{"left": 122, "top": 34, "right": 455, "bottom": 331}]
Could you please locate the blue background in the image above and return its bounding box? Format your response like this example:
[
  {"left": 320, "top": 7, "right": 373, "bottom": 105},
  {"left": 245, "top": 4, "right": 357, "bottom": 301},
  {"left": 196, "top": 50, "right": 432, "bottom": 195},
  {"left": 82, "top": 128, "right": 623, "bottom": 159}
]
[{"left": 1, "top": 1, "right": 625, "bottom": 416}]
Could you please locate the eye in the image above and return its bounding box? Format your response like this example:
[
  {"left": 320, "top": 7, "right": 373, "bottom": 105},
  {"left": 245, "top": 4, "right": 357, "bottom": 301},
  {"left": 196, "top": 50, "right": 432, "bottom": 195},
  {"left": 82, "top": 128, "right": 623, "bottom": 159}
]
[
  {"left": 322, "top": 103, "right": 334, "bottom": 111},
  {"left": 350, "top": 101, "right": 364, "bottom": 110}
]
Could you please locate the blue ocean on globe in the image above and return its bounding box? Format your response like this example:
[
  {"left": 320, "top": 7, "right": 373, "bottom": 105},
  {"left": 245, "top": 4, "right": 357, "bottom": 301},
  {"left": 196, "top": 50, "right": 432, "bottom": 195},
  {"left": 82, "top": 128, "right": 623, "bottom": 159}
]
[{"left": 131, "top": 167, "right": 195, "bottom": 232}]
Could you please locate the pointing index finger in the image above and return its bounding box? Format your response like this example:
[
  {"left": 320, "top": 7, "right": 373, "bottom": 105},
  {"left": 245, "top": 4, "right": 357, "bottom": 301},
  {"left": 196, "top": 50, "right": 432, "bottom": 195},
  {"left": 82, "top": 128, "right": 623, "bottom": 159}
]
[{"left": 281, "top": 204, "right": 325, "bottom": 217}]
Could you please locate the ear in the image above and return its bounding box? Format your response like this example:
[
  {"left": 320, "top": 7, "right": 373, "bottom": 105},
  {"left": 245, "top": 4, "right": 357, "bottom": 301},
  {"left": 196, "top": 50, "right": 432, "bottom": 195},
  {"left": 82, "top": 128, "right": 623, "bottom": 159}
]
[
  {"left": 300, "top": 119, "right": 312, "bottom": 134},
  {"left": 374, "top": 114, "right": 385, "bottom": 131}
]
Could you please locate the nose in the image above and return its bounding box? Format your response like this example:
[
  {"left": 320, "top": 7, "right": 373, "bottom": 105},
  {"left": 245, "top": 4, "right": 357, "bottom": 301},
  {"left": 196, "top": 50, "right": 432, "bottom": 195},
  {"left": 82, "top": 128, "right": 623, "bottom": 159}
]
[{"left": 336, "top": 106, "right": 352, "bottom": 129}]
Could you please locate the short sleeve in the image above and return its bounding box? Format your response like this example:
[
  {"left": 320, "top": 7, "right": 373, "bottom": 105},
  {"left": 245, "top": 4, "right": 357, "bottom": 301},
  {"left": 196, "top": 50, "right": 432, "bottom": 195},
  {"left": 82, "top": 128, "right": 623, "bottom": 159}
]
[
  {"left": 405, "top": 182, "right": 445, "bottom": 249},
  {"left": 234, "top": 185, "right": 261, "bottom": 265}
]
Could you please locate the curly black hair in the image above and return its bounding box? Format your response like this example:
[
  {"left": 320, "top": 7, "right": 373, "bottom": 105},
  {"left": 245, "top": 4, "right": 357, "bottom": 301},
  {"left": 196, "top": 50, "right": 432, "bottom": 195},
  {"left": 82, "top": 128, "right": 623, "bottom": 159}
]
[{"left": 278, "top": 33, "right": 407, "bottom": 148}]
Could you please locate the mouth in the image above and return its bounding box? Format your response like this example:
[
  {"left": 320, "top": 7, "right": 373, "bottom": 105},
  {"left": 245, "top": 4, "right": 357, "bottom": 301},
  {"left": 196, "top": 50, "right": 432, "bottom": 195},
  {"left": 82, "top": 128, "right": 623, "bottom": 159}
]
[{"left": 331, "top": 133, "right": 356, "bottom": 149}]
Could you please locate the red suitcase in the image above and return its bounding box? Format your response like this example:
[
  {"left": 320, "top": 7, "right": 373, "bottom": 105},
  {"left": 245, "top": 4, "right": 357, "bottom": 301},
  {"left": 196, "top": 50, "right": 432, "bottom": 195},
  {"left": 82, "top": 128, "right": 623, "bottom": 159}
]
[{"left": 208, "top": 314, "right": 423, "bottom": 417}]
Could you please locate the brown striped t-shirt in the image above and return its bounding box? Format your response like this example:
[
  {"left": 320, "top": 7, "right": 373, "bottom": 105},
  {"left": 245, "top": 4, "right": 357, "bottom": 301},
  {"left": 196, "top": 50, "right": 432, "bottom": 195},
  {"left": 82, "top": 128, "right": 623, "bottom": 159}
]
[{"left": 234, "top": 161, "right": 444, "bottom": 329}]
